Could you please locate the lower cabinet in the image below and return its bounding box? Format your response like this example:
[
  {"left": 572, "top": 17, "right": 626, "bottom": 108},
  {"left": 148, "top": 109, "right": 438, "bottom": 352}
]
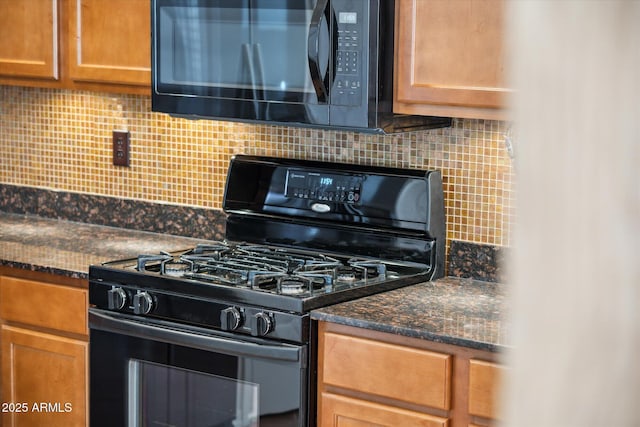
[
  {"left": 321, "top": 392, "right": 448, "bottom": 427},
  {"left": 317, "top": 321, "right": 505, "bottom": 427},
  {"left": 0, "top": 272, "right": 88, "bottom": 427},
  {"left": 1, "top": 326, "right": 87, "bottom": 427}
]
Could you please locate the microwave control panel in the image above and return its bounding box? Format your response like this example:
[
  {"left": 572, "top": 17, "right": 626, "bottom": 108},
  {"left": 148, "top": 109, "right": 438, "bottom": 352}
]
[
  {"left": 285, "top": 169, "right": 363, "bottom": 204},
  {"left": 332, "top": 2, "right": 365, "bottom": 106}
]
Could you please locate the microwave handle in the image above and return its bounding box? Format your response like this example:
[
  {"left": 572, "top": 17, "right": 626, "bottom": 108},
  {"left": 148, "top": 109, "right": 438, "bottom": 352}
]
[{"left": 308, "top": 0, "right": 330, "bottom": 102}]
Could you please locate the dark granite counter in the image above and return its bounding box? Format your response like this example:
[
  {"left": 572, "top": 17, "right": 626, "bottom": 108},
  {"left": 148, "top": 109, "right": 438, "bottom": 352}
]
[
  {"left": 311, "top": 277, "right": 510, "bottom": 352},
  {"left": 0, "top": 213, "right": 211, "bottom": 280},
  {"left": 1, "top": 208, "right": 510, "bottom": 352}
]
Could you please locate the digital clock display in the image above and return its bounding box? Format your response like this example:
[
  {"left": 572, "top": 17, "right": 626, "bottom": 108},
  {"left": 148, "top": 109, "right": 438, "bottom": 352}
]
[
  {"left": 338, "top": 12, "right": 358, "bottom": 24},
  {"left": 285, "top": 169, "right": 362, "bottom": 204}
]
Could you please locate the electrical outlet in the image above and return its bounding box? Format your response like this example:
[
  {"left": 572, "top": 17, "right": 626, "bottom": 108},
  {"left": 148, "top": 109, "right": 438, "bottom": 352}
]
[{"left": 112, "top": 130, "right": 130, "bottom": 167}]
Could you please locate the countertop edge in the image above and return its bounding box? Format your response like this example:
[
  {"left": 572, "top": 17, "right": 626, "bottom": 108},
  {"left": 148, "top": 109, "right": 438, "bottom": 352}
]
[
  {"left": 311, "top": 309, "right": 506, "bottom": 352},
  {"left": 0, "top": 260, "right": 88, "bottom": 280}
]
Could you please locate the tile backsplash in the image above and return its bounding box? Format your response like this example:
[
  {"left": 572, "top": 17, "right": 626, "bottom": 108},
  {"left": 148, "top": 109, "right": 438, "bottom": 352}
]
[{"left": 0, "top": 86, "right": 515, "bottom": 247}]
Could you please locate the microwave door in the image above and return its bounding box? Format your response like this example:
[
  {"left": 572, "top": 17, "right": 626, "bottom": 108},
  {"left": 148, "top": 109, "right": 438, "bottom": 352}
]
[
  {"left": 153, "top": 0, "right": 332, "bottom": 127},
  {"left": 244, "top": 0, "right": 331, "bottom": 125}
]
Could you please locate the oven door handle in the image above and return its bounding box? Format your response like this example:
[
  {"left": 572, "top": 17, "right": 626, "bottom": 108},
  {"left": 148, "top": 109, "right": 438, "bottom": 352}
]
[{"left": 89, "top": 309, "right": 303, "bottom": 363}]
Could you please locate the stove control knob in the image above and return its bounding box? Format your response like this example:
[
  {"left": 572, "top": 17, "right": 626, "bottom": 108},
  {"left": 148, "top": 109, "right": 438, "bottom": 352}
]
[
  {"left": 250, "top": 312, "right": 274, "bottom": 337},
  {"left": 107, "top": 287, "right": 127, "bottom": 310},
  {"left": 132, "top": 291, "right": 154, "bottom": 315},
  {"left": 220, "top": 307, "right": 243, "bottom": 331}
]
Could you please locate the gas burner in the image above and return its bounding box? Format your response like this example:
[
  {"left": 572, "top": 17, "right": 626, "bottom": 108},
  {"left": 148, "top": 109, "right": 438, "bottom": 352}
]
[
  {"left": 246, "top": 271, "right": 334, "bottom": 295},
  {"left": 161, "top": 260, "right": 192, "bottom": 276},
  {"left": 278, "top": 277, "right": 313, "bottom": 295},
  {"left": 336, "top": 269, "right": 358, "bottom": 282}
]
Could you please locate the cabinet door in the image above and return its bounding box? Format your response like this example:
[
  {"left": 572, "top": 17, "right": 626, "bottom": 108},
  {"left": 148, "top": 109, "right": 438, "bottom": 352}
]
[
  {"left": 67, "top": 0, "right": 150, "bottom": 86},
  {"left": 320, "top": 392, "right": 448, "bottom": 427},
  {"left": 0, "top": 0, "right": 59, "bottom": 80},
  {"left": 1, "top": 325, "right": 88, "bottom": 427},
  {"left": 469, "top": 359, "right": 505, "bottom": 420},
  {"left": 394, "top": 0, "right": 509, "bottom": 119}
]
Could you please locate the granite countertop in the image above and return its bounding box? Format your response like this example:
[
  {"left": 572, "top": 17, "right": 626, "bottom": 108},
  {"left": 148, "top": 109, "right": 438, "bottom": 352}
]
[
  {"left": 311, "top": 277, "right": 510, "bottom": 352},
  {"left": 0, "top": 213, "right": 211, "bottom": 280},
  {"left": 1, "top": 212, "right": 510, "bottom": 351}
]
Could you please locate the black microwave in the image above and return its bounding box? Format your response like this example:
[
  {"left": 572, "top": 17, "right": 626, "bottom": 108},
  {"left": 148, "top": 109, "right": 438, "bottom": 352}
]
[{"left": 151, "top": 0, "right": 451, "bottom": 134}]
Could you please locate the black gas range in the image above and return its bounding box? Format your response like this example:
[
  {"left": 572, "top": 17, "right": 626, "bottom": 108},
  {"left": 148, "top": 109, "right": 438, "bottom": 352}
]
[{"left": 88, "top": 155, "right": 445, "bottom": 427}]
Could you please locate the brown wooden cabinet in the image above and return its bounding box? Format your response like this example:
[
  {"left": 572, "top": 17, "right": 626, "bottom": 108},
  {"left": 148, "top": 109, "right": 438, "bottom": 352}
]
[
  {"left": 0, "top": 0, "right": 59, "bottom": 81},
  {"left": 0, "top": 0, "right": 150, "bottom": 94},
  {"left": 394, "top": 0, "right": 510, "bottom": 120},
  {"left": 0, "top": 272, "right": 88, "bottom": 427},
  {"left": 317, "top": 321, "right": 505, "bottom": 427},
  {"left": 67, "top": 0, "right": 150, "bottom": 87}
]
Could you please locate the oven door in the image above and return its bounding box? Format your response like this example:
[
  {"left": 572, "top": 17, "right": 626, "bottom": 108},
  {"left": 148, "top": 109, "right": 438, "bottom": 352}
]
[
  {"left": 89, "top": 308, "right": 308, "bottom": 427},
  {"left": 152, "top": 0, "right": 333, "bottom": 126}
]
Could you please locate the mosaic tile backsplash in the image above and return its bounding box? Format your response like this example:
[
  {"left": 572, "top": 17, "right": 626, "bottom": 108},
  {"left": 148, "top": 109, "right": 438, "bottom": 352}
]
[{"left": 0, "top": 86, "right": 515, "bottom": 246}]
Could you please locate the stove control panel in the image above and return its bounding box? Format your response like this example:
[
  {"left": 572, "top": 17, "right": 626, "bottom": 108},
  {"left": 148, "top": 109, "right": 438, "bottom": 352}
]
[
  {"left": 90, "top": 282, "right": 309, "bottom": 343},
  {"left": 285, "top": 169, "right": 362, "bottom": 204}
]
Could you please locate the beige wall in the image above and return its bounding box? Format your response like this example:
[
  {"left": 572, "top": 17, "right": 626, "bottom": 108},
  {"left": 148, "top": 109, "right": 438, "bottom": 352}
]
[{"left": 0, "top": 86, "right": 515, "bottom": 247}]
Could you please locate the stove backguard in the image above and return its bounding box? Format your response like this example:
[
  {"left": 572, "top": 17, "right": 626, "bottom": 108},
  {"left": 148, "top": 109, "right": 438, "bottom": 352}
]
[{"left": 223, "top": 155, "right": 445, "bottom": 280}]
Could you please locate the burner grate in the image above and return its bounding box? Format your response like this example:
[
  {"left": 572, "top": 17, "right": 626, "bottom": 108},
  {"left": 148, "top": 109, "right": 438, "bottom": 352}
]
[{"left": 134, "top": 244, "right": 393, "bottom": 296}]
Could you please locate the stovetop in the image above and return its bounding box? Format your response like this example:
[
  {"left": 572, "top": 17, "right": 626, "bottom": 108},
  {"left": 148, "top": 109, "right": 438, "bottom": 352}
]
[
  {"left": 92, "top": 241, "right": 430, "bottom": 313},
  {"left": 134, "top": 243, "right": 421, "bottom": 295}
]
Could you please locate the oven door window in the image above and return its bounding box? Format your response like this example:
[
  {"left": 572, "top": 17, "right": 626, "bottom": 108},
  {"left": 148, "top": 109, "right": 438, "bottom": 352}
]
[
  {"left": 129, "top": 360, "right": 259, "bottom": 427},
  {"left": 154, "top": 0, "right": 330, "bottom": 105}
]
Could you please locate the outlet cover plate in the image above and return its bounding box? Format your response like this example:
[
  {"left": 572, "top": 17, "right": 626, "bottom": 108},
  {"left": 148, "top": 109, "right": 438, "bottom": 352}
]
[{"left": 112, "top": 130, "right": 130, "bottom": 167}]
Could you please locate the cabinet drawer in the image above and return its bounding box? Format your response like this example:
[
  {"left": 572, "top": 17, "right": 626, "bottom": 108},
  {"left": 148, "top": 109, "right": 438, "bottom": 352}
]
[
  {"left": 0, "top": 277, "right": 87, "bottom": 335},
  {"left": 321, "top": 392, "right": 448, "bottom": 427},
  {"left": 322, "top": 332, "right": 451, "bottom": 409},
  {"left": 469, "top": 359, "right": 505, "bottom": 419}
]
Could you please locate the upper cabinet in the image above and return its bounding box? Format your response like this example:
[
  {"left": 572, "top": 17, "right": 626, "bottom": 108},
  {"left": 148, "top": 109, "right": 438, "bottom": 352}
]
[
  {"left": 394, "top": 0, "right": 510, "bottom": 120},
  {"left": 0, "top": 0, "right": 59, "bottom": 81},
  {"left": 68, "top": 0, "right": 150, "bottom": 87},
  {"left": 0, "top": 0, "right": 150, "bottom": 94}
]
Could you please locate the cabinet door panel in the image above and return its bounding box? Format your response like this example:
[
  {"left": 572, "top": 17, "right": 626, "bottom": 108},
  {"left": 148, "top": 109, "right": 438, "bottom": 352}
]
[
  {"left": 1, "top": 325, "right": 87, "bottom": 427},
  {"left": 0, "top": 276, "right": 87, "bottom": 335},
  {"left": 320, "top": 392, "right": 448, "bottom": 427},
  {"left": 0, "top": 0, "right": 59, "bottom": 79},
  {"left": 469, "top": 359, "right": 505, "bottom": 420},
  {"left": 395, "top": 0, "right": 508, "bottom": 118},
  {"left": 322, "top": 332, "right": 451, "bottom": 410},
  {"left": 68, "top": 0, "right": 150, "bottom": 85}
]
